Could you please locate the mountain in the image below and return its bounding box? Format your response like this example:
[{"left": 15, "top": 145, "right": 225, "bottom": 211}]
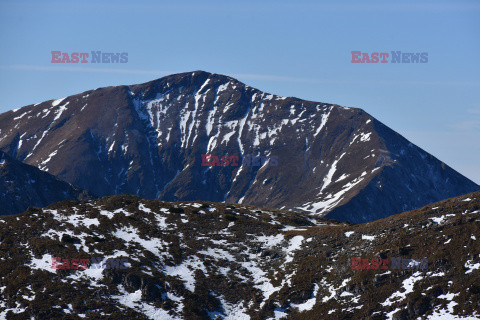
[
  {"left": 0, "top": 71, "right": 477, "bottom": 222},
  {"left": 0, "top": 191, "right": 479, "bottom": 319},
  {"left": 0, "top": 150, "right": 93, "bottom": 215}
]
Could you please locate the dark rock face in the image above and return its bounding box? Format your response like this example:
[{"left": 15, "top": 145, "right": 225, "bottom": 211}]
[
  {"left": 0, "top": 150, "right": 93, "bottom": 215},
  {"left": 325, "top": 120, "right": 480, "bottom": 222},
  {"left": 0, "top": 71, "right": 478, "bottom": 222}
]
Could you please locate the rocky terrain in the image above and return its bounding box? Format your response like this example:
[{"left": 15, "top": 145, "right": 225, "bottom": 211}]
[
  {"left": 0, "top": 71, "right": 477, "bottom": 222},
  {"left": 0, "top": 191, "right": 479, "bottom": 319}
]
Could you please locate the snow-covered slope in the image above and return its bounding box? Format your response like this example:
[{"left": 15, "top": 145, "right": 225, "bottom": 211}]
[
  {"left": 0, "top": 71, "right": 477, "bottom": 222},
  {"left": 0, "top": 191, "right": 479, "bottom": 318}
]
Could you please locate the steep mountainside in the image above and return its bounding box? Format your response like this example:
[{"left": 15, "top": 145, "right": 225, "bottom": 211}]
[
  {"left": 0, "top": 150, "right": 92, "bottom": 215},
  {"left": 0, "top": 71, "right": 477, "bottom": 222},
  {"left": 0, "top": 192, "right": 479, "bottom": 319}
]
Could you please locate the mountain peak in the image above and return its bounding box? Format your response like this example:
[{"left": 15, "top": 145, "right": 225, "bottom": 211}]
[{"left": 0, "top": 73, "right": 477, "bottom": 222}]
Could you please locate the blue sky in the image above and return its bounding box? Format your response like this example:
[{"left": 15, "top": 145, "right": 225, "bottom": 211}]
[{"left": 1, "top": 0, "right": 479, "bottom": 183}]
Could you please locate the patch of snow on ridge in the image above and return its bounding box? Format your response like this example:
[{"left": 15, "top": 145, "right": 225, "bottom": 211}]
[
  {"left": 321, "top": 152, "right": 346, "bottom": 191},
  {"left": 112, "top": 286, "right": 177, "bottom": 320},
  {"left": 381, "top": 272, "right": 423, "bottom": 306},
  {"left": 198, "top": 247, "right": 235, "bottom": 262},
  {"left": 205, "top": 108, "right": 216, "bottom": 136},
  {"left": 113, "top": 226, "right": 165, "bottom": 256},
  {"left": 28, "top": 253, "right": 56, "bottom": 274},
  {"left": 284, "top": 236, "right": 304, "bottom": 264},
  {"left": 221, "top": 121, "right": 238, "bottom": 144},
  {"left": 430, "top": 216, "right": 446, "bottom": 224},
  {"left": 426, "top": 292, "right": 463, "bottom": 320},
  {"left": 256, "top": 234, "right": 285, "bottom": 248},
  {"left": 236, "top": 105, "right": 250, "bottom": 155},
  {"left": 359, "top": 132, "right": 371, "bottom": 142},
  {"left": 198, "top": 78, "right": 211, "bottom": 93},
  {"left": 291, "top": 284, "right": 319, "bottom": 311},
  {"left": 314, "top": 109, "right": 331, "bottom": 137},
  {"left": 52, "top": 97, "right": 66, "bottom": 107},
  {"left": 164, "top": 256, "right": 206, "bottom": 292},
  {"left": 13, "top": 111, "right": 28, "bottom": 120},
  {"left": 465, "top": 255, "right": 480, "bottom": 274},
  {"left": 53, "top": 102, "right": 69, "bottom": 122},
  {"left": 99, "top": 210, "right": 115, "bottom": 219},
  {"left": 209, "top": 296, "right": 251, "bottom": 320},
  {"left": 241, "top": 259, "right": 280, "bottom": 303},
  {"left": 426, "top": 292, "right": 478, "bottom": 320},
  {"left": 321, "top": 277, "right": 351, "bottom": 303},
  {"left": 39, "top": 150, "right": 58, "bottom": 167},
  {"left": 336, "top": 173, "right": 349, "bottom": 182},
  {"left": 297, "top": 171, "right": 366, "bottom": 214},
  {"left": 64, "top": 214, "right": 100, "bottom": 228},
  {"left": 138, "top": 203, "right": 151, "bottom": 213}
]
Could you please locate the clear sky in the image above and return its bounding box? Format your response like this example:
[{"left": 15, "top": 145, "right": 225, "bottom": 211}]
[{"left": 0, "top": 0, "right": 479, "bottom": 183}]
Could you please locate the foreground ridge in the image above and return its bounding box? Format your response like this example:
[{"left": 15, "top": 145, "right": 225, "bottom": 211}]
[{"left": 0, "top": 191, "right": 479, "bottom": 318}]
